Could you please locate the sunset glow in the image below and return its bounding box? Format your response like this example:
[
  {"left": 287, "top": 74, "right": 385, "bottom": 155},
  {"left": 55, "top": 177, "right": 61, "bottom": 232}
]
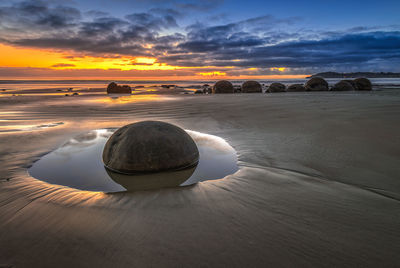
[
  {"left": 0, "top": 0, "right": 398, "bottom": 80},
  {"left": 0, "top": 43, "right": 306, "bottom": 80}
]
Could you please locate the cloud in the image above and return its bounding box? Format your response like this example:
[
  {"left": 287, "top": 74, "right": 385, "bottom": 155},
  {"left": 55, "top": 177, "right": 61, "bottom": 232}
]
[
  {"left": 85, "top": 10, "right": 109, "bottom": 18},
  {"left": 51, "top": 63, "right": 76, "bottom": 68},
  {"left": 0, "top": 1, "right": 399, "bottom": 74},
  {"left": 149, "top": 8, "right": 183, "bottom": 19},
  {"left": 0, "top": 0, "right": 81, "bottom": 32},
  {"left": 175, "top": 0, "right": 224, "bottom": 11},
  {"left": 125, "top": 12, "right": 178, "bottom": 30}
]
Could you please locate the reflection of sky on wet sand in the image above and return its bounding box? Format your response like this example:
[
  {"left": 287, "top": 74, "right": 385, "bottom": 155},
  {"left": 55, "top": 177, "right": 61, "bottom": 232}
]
[
  {"left": 0, "top": 122, "right": 64, "bottom": 133},
  {"left": 89, "top": 94, "right": 164, "bottom": 104},
  {"left": 29, "top": 129, "right": 238, "bottom": 193}
]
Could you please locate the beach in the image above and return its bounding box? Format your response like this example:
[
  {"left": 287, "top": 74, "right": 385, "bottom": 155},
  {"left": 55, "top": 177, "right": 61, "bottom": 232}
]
[{"left": 1, "top": 83, "right": 400, "bottom": 267}]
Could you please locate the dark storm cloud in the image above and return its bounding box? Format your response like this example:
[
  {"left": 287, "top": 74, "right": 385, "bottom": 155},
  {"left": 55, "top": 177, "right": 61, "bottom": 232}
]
[
  {"left": 0, "top": 0, "right": 399, "bottom": 73},
  {"left": 157, "top": 14, "right": 400, "bottom": 71},
  {"left": 0, "top": 0, "right": 182, "bottom": 56},
  {"left": 0, "top": 0, "right": 80, "bottom": 31}
]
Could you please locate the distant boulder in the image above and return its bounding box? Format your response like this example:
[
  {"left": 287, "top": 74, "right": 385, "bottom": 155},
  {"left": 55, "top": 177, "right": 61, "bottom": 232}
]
[
  {"left": 267, "top": 83, "right": 286, "bottom": 93},
  {"left": 242, "top": 81, "right": 262, "bottom": 93},
  {"left": 212, "top": 80, "right": 234, "bottom": 93},
  {"left": 305, "top": 77, "right": 329, "bottom": 91},
  {"left": 161, "top": 85, "right": 176, "bottom": 89},
  {"left": 107, "top": 82, "right": 132, "bottom": 94},
  {"left": 194, "top": 89, "right": 203, "bottom": 94},
  {"left": 331, "top": 80, "right": 355, "bottom": 91},
  {"left": 201, "top": 84, "right": 212, "bottom": 94},
  {"left": 234, "top": 85, "right": 242, "bottom": 93},
  {"left": 354, "top": 78, "right": 372, "bottom": 91},
  {"left": 342, "top": 79, "right": 357, "bottom": 88},
  {"left": 287, "top": 84, "right": 306, "bottom": 92}
]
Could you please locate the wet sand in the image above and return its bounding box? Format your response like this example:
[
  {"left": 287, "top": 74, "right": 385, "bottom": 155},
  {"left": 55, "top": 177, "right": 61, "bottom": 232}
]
[{"left": 1, "top": 89, "right": 400, "bottom": 267}]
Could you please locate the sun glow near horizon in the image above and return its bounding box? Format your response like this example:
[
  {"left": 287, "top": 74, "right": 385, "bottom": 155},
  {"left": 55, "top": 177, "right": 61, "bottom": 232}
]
[{"left": 0, "top": 44, "right": 307, "bottom": 80}]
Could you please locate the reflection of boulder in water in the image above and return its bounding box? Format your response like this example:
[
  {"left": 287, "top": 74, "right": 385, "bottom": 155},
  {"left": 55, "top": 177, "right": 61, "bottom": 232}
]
[
  {"left": 103, "top": 121, "right": 199, "bottom": 173},
  {"left": 105, "top": 165, "right": 196, "bottom": 191}
]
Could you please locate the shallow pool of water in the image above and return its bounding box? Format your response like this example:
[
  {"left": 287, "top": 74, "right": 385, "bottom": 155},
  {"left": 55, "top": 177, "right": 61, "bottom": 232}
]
[{"left": 29, "top": 129, "right": 238, "bottom": 192}]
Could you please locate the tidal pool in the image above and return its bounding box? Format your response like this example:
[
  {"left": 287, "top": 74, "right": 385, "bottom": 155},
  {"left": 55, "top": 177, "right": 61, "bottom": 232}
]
[{"left": 29, "top": 129, "right": 238, "bottom": 192}]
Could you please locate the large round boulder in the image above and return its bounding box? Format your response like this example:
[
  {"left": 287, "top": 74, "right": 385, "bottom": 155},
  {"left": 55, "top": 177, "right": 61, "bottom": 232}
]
[
  {"left": 267, "top": 83, "right": 286, "bottom": 93},
  {"left": 354, "top": 78, "right": 372, "bottom": 91},
  {"left": 331, "top": 80, "right": 355, "bottom": 91},
  {"left": 287, "top": 84, "right": 306, "bottom": 92},
  {"left": 342, "top": 79, "right": 356, "bottom": 88},
  {"left": 242, "top": 81, "right": 262, "bottom": 93},
  {"left": 103, "top": 121, "right": 199, "bottom": 173},
  {"left": 107, "top": 82, "right": 132, "bottom": 94},
  {"left": 212, "top": 80, "right": 234, "bottom": 93},
  {"left": 305, "top": 77, "right": 329, "bottom": 91}
]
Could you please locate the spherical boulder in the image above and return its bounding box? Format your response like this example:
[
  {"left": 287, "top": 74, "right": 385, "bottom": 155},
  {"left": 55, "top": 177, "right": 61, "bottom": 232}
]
[
  {"left": 305, "top": 77, "right": 329, "bottom": 91},
  {"left": 267, "top": 83, "right": 286, "bottom": 93},
  {"left": 242, "top": 81, "right": 262, "bottom": 93},
  {"left": 354, "top": 78, "right": 372, "bottom": 91},
  {"left": 103, "top": 121, "right": 199, "bottom": 173},
  {"left": 212, "top": 80, "right": 234, "bottom": 93},
  {"left": 107, "top": 82, "right": 132, "bottom": 94},
  {"left": 287, "top": 84, "right": 306, "bottom": 92},
  {"left": 331, "top": 80, "right": 355, "bottom": 91},
  {"left": 342, "top": 79, "right": 356, "bottom": 88}
]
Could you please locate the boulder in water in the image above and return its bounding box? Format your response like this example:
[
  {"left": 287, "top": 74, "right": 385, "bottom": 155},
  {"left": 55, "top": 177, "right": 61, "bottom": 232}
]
[{"left": 103, "top": 121, "right": 199, "bottom": 173}]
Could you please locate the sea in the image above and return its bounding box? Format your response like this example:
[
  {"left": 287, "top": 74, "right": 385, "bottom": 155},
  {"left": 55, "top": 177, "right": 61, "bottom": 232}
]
[{"left": 0, "top": 78, "right": 400, "bottom": 91}]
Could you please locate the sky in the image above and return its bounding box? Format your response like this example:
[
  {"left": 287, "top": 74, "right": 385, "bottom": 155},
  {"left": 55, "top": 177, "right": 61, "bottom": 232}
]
[{"left": 0, "top": 0, "right": 399, "bottom": 80}]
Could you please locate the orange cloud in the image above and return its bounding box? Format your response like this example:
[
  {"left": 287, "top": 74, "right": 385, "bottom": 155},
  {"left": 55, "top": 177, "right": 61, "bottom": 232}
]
[
  {"left": 270, "top": 67, "right": 287, "bottom": 72},
  {"left": 197, "top": 71, "right": 227, "bottom": 77},
  {"left": 0, "top": 44, "right": 309, "bottom": 80}
]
